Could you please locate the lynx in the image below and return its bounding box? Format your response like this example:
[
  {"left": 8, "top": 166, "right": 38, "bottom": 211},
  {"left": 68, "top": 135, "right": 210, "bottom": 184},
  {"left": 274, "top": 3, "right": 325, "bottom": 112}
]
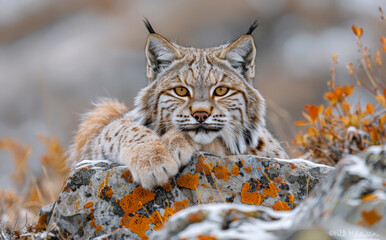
[{"left": 68, "top": 20, "right": 288, "bottom": 189}]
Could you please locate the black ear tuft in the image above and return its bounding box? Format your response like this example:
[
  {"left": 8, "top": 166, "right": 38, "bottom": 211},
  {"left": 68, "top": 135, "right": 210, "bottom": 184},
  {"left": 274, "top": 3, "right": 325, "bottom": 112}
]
[
  {"left": 143, "top": 18, "right": 156, "bottom": 34},
  {"left": 246, "top": 20, "right": 259, "bottom": 35}
]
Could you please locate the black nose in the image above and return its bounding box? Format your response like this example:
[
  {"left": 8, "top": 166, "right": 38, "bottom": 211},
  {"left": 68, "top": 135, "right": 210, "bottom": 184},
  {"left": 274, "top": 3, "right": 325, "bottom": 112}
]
[{"left": 192, "top": 111, "right": 209, "bottom": 123}]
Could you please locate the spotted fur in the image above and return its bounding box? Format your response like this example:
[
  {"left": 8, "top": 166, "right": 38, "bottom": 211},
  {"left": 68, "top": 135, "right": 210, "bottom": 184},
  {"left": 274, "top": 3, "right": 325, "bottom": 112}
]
[{"left": 69, "top": 21, "right": 288, "bottom": 189}]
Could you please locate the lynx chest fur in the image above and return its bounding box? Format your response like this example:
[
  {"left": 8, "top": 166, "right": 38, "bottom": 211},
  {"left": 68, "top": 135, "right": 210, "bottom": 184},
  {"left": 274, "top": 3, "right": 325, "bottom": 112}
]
[{"left": 69, "top": 20, "right": 288, "bottom": 189}]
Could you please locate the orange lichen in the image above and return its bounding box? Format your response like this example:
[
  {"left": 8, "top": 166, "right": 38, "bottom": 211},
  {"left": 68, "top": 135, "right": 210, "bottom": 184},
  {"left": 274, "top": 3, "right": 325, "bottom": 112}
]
[
  {"left": 263, "top": 183, "right": 278, "bottom": 198},
  {"left": 288, "top": 194, "right": 295, "bottom": 205},
  {"left": 240, "top": 160, "right": 245, "bottom": 166},
  {"left": 121, "top": 214, "right": 150, "bottom": 239},
  {"left": 90, "top": 218, "right": 96, "bottom": 228},
  {"left": 120, "top": 186, "right": 156, "bottom": 214},
  {"left": 361, "top": 209, "right": 382, "bottom": 226},
  {"left": 83, "top": 202, "right": 94, "bottom": 208},
  {"left": 290, "top": 163, "right": 297, "bottom": 169},
  {"left": 272, "top": 201, "right": 291, "bottom": 211},
  {"left": 63, "top": 185, "right": 71, "bottom": 192},
  {"left": 256, "top": 166, "right": 260, "bottom": 170},
  {"left": 162, "top": 183, "right": 172, "bottom": 192},
  {"left": 201, "top": 184, "right": 209, "bottom": 188},
  {"left": 197, "top": 235, "right": 217, "bottom": 240},
  {"left": 274, "top": 177, "right": 282, "bottom": 184},
  {"left": 212, "top": 165, "right": 231, "bottom": 181},
  {"left": 231, "top": 166, "right": 239, "bottom": 177},
  {"left": 121, "top": 170, "right": 133, "bottom": 183},
  {"left": 99, "top": 171, "right": 110, "bottom": 193},
  {"left": 150, "top": 211, "right": 165, "bottom": 231},
  {"left": 173, "top": 199, "right": 189, "bottom": 212},
  {"left": 196, "top": 158, "right": 211, "bottom": 176},
  {"left": 176, "top": 173, "right": 199, "bottom": 190},
  {"left": 98, "top": 186, "right": 113, "bottom": 199},
  {"left": 240, "top": 182, "right": 263, "bottom": 205},
  {"left": 95, "top": 225, "right": 103, "bottom": 232},
  {"left": 244, "top": 166, "right": 253, "bottom": 173},
  {"left": 149, "top": 199, "right": 189, "bottom": 231},
  {"left": 74, "top": 201, "right": 80, "bottom": 210},
  {"left": 187, "top": 211, "right": 206, "bottom": 223},
  {"left": 361, "top": 194, "right": 378, "bottom": 202}
]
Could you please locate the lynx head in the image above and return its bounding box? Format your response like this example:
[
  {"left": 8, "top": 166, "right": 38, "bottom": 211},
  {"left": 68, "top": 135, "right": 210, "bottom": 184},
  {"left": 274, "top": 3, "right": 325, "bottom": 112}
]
[{"left": 133, "top": 20, "right": 266, "bottom": 154}]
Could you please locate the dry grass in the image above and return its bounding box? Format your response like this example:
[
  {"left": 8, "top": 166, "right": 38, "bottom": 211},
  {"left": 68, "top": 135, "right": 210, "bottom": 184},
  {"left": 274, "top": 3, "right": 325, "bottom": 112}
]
[{"left": 0, "top": 136, "right": 69, "bottom": 236}]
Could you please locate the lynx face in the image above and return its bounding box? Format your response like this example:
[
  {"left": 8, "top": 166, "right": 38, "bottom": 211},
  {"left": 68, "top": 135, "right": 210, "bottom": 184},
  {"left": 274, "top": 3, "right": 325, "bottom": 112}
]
[{"left": 131, "top": 21, "right": 267, "bottom": 154}]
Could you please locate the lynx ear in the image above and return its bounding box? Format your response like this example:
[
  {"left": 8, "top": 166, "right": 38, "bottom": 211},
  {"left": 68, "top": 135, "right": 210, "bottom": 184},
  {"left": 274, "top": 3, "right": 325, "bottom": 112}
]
[
  {"left": 219, "top": 35, "right": 256, "bottom": 81},
  {"left": 145, "top": 34, "right": 181, "bottom": 81}
]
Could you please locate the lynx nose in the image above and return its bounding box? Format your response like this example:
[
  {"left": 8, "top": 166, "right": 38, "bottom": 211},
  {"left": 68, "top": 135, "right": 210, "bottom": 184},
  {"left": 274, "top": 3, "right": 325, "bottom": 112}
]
[{"left": 192, "top": 111, "right": 209, "bottom": 123}]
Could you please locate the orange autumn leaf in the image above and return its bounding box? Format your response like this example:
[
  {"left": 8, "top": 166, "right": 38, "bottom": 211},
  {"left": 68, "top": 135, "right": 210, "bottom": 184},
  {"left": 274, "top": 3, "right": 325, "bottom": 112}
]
[
  {"left": 305, "top": 105, "right": 319, "bottom": 122},
  {"left": 366, "top": 104, "right": 374, "bottom": 114},
  {"left": 324, "top": 92, "right": 339, "bottom": 105},
  {"left": 295, "top": 121, "right": 311, "bottom": 126},
  {"left": 324, "top": 85, "right": 354, "bottom": 105},
  {"left": 352, "top": 25, "right": 363, "bottom": 38},
  {"left": 324, "top": 106, "right": 333, "bottom": 117},
  {"left": 318, "top": 105, "right": 324, "bottom": 115},
  {"left": 308, "top": 127, "right": 317, "bottom": 137},
  {"left": 381, "top": 36, "right": 386, "bottom": 45},
  {"left": 375, "top": 94, "right": 386, "bottom": 107},
  {"left": 342, "top": 85, "right": 354, "bottom": 96}
]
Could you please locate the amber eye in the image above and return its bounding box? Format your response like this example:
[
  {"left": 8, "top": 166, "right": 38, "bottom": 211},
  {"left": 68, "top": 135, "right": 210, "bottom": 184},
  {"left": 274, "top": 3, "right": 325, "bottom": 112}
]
[
  {"left": 214, "top": 87, "right": 229, "bottom": 96},
  {"left": 174, "top": 87, "right": 189, "bottom": 96}
]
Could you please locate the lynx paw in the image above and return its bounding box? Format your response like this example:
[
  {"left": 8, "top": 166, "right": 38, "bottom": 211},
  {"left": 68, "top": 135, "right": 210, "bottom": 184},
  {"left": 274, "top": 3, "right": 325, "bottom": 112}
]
[
  {"left": 161, "top": 129, "right": 199, "bottom": 167},
  {"left": 121, "top": 141, "right": 178, "bottom": 189}
]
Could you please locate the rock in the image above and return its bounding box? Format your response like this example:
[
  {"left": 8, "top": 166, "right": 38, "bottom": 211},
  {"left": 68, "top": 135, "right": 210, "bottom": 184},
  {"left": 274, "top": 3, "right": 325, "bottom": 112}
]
[
  {"left": 43, "top": 153, "right": 332, "bottom": 239},
  {"left": 152, "top": 146, "right": 386, "bottom": 240},
  {"left": 39, "top": 203, "right": 54, "bottom": 225}
]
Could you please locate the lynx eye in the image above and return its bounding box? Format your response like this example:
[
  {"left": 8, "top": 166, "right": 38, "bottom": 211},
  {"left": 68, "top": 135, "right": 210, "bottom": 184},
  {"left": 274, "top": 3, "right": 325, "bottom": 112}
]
[
  {"left": 214, "top": 87, "right": 229, "bottom": 96},
  {"left": 174, "top": 87, "right": 189, "bottom": 96}
]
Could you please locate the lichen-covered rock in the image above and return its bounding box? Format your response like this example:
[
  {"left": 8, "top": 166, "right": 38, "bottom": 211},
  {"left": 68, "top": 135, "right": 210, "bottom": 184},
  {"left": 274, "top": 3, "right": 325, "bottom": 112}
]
[
  {"left": 43, "top": 153, "right": 332, "bottom": 239},
  {"left": 290, "top": 145, "right": 386, "bottom": 235},
  {"left": 152, "top": 146, "right": 386, "bottom": 240}
]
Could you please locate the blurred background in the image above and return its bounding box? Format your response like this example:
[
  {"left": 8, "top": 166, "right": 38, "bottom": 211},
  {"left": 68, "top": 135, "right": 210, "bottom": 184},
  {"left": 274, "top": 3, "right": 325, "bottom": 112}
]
[{"left": 0, "top": 0, "right": 385, "bottom": 191}]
